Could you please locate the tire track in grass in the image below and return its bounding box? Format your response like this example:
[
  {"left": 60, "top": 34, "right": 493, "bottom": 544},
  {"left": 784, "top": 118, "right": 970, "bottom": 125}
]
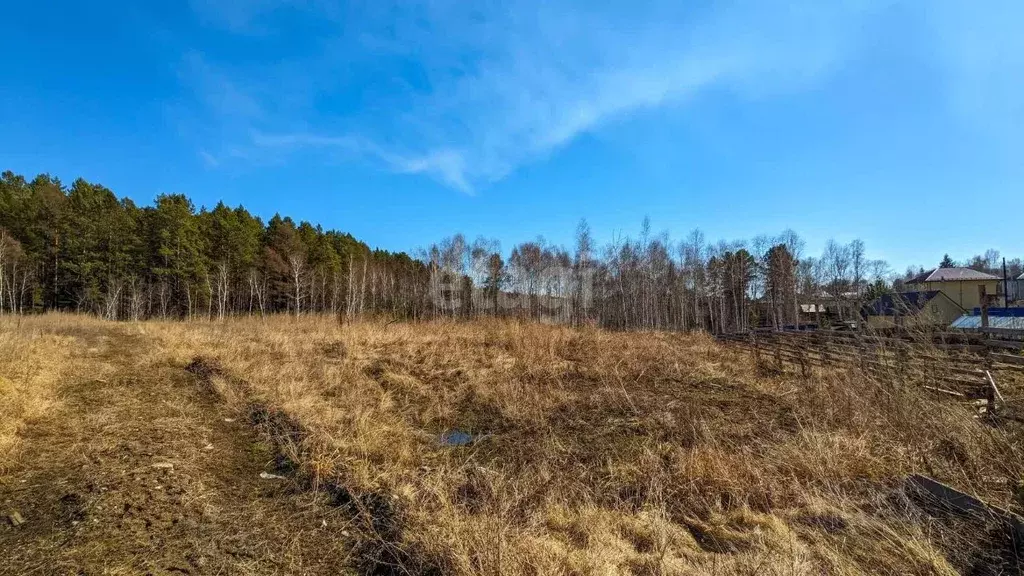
[
  {"left": 184, "top": 356, "right": 443, "bottom": 576},
  {"left": 0, "top": 329, "right": 356, "bottom": 576}
]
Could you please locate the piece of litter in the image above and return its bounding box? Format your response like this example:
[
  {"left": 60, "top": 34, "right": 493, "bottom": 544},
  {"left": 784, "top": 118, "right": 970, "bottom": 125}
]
[
  {"left": 439, "top": 430, "right": 474, "bottom": 446},
  {"left": 259, "top": 472, "right": 286, "bottom": 480},
  {"left": 224, "top": 418, "right": 236, "bottom": 423},
  {"left": 152, "top": 462, "right": 174, "bottom": 469},
  {"left": 203, "top": 444, "right": 214, "bottom": 450},
  {"left": 8, "top": 511, "right": 25, "bottom": 527},
  {"left": 321, "top": 519, "right": 327, "bottom": 528}
]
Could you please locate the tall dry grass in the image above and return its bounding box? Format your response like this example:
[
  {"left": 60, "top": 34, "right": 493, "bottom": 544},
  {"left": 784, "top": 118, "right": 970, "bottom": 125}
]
[
  {"left": 143, "top": 316, "right": 1024, "bottom": 575},
  {"left": 0, "top": 314, "right": 120, "bottom": 471}
]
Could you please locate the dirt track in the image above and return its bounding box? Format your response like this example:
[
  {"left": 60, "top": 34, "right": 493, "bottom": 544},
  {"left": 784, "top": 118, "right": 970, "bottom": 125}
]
[{"left": 0, "top": 329, "right": 354, "bottom": 575}]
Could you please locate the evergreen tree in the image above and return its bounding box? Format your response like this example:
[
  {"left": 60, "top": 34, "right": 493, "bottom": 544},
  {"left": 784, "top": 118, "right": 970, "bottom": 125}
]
[{"left": 149, "top": 194, "right": 207, "bottom": 318}]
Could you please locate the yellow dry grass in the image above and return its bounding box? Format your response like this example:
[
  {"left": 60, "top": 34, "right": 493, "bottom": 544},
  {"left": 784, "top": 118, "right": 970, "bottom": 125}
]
[
  {"left": 0, "top": 314, "right": 106, "bottom": 470},
  {"left": 133, "top": 316, "right": 1024, "bottom": 575}
]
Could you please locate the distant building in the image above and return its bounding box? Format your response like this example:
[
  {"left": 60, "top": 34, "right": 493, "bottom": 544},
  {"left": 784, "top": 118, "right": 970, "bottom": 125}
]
[
  {"left": 797, "top": 301, "right": 857, "bottom": 329},
  {"left": 1010, "top": 272, "right": 1024, "bottom": 303},
  {"left": 799, "top": 304, "right": 827, "bottom": 315},
  {"left": 863, "top": 290, "right": 964, "bottom": 328},
  {"left": 906, "top": 267, "right": 1003, "bottom": 310},
  {"left": 950, "top": 307, "right": 1024, "bottom": 331}
]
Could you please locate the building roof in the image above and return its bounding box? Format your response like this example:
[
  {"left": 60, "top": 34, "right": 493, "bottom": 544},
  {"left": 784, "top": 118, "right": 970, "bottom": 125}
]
[
  {"left": 966, "top": 307, "right": 1024, "bottom": 317},
  {"left": 908, "top": 267, "right": 1001, "bottom": 283},
  {"left": 950, "top": 315, "right": 1024, "bottom": 330},
  {"left": 864, "top": 290, "right": 948, "bottom": 317}
]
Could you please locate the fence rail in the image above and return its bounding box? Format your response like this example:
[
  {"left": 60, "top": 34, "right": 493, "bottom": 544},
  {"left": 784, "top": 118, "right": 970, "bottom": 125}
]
[{"left": 717, "top": 329, "right": 1024, "bottom": 406}]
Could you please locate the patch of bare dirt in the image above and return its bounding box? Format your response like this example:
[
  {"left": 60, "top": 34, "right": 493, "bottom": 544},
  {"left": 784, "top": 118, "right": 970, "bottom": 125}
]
[{"left": 0, "top": 332, "right": 355, "bottom": 575}]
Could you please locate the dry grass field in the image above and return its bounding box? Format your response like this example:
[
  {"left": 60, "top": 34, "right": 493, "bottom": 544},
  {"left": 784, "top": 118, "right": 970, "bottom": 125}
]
[{"left": 2, "top": 314, "right": 1023, "bottom": 575}]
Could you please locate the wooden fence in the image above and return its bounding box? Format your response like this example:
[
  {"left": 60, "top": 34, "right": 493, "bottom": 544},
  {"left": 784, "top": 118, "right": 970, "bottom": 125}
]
[{"left": 717, "top": 329, "right": 1024, "bottom": 408}]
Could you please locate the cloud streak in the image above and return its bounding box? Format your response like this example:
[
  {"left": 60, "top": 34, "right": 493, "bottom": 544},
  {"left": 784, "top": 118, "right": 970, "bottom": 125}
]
[
  {"left": 179, "top": 0, "right": 1021, "bottom": 191},
  {"left": 198, "top": 149, "right": 220, "bottom": 168},
  {"left": 251, "top": 131, "right": 473, "bottom": 192}
]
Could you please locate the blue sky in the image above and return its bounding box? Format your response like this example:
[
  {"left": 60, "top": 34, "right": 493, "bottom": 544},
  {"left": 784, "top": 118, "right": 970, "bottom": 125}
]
[{"left": 1, "top": 1, "right": 1021, "bottom": 270}]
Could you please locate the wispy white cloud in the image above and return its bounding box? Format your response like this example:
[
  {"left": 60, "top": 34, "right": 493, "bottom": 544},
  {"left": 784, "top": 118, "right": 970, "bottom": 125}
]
[
  {"left": 179, "top": 51, "right": 263, "bottom": 122},
  {"left": 198, "top": 149, "right": 220, "bottom": 168},
  {"left": 251, "top": 130, "right": 472, "bottom": 193},
  {"left": 180, "top": 0, "right": 1023, "bottom": 190},
  {"left": 390, "top": 149, "right": 470, "bottom": 193},
  {"left": 331, "top": 0, "right": 885, "bottom": 188},
  {"left": 250, "top": 132, "right": 359, "bottom": 149}
]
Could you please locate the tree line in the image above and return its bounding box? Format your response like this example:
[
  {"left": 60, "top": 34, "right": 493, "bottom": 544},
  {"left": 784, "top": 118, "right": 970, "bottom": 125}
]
[
  {"left": 421, "top": 223, "right": 889, "bottom": 332},
  {"left": 2, "top": 170, "right": 1018, "bottom": 330},
  {"left": 929, "top": 251, "right": 1021, "bottom": 279},
  {"left": 0, "top": 171, "right": 428, "bottom": 320}
]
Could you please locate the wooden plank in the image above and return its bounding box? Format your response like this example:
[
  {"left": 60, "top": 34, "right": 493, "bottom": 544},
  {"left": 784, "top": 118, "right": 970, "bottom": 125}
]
[
  {"left": 768, "top": 350, "right": 984, "bottom": 390},
  {"left": 937, "top": 331, "right": 987, "bottom": 342},
  {"left": 984, "top": 339, "right": 1024, "bottom": 351},
  {"left": 981, "top": 327, "right": 1024, "bottom": 338},
  {"left": 922, "top": 385, "right": 966, "bottom": 398},
  {"left": 991, "top": 365, "right": 1024, "bottom": 376},
  {"left": 900, "top": 361, "right": 988, "bottom": 380},
  {"left": 934, "top": 343, "right": 988, "bottom": 353},
  {"left": 907, "top": 474, "right": 998, "bottom": 515},
  {"left": 992, "top": 353, "right": 1024, "bottom": 367},
  {"left": 986, "top": 371, "right": 1005, "bottom": 404},
  {"left": 906, "top": 474, "right": 1024, "bottom": 549}
]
